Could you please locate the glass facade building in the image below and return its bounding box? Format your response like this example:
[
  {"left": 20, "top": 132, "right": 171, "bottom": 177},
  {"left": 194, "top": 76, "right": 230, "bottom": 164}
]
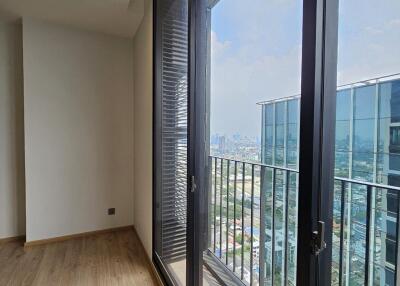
[{"left": 260, "top": 76, "right": 400, "bottom": 286}]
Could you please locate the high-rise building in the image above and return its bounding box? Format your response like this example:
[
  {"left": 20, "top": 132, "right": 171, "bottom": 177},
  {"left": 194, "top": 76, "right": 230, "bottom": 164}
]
[{"left": 259, "top": 75, "right": 400, "bottom": 286}]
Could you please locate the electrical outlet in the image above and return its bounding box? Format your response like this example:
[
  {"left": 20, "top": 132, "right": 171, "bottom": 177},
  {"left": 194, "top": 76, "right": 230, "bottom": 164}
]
[{"left": 108, "top": 208, "right": 115, "bottom": 215}]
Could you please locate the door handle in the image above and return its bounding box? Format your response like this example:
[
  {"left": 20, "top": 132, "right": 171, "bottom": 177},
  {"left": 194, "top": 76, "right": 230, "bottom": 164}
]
[{"left": 312, "top": 221, "right": 327, "bottom": 256}]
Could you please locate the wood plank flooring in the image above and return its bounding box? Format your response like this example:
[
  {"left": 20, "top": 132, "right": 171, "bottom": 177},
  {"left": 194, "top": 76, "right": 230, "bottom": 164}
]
[{"left": 0, "top": 229, "right": 158, "bottom": 286}]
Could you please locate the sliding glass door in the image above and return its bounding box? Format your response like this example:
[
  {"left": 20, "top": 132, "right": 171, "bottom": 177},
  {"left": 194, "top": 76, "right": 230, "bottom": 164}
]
[
  {"left": 153, "top": 0, "right": 342, "bottom": 285},
  {"left": 329, "top": 1, "right": 400, "bottom": 286},
  {"left": 203, "top": 1, "right": 303, "bottom": 285}
]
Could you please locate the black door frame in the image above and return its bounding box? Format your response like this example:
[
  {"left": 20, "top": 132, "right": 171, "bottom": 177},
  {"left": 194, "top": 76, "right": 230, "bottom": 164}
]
[
  {"left": 187, "top": 0, "right": 209, "bottom": 285},
  {"left": 152, "top": 0, "right": 207, "bottom": 285},
  {"left": 153, "top": 0, "right": 339, "bottom": 285},
  {"left": 297, "top": 0, "right": 339, "bottom": 285}
]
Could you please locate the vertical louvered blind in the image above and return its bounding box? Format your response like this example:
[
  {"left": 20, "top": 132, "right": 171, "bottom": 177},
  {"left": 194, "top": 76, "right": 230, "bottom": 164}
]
[{"left": 155, "top": 0, "right": 189, "bottom": 264}]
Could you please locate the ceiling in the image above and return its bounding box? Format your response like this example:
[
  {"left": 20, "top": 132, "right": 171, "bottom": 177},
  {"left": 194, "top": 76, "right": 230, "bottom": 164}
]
[{"left": 0, "top": 0, "right": 144, "bottom": 38}]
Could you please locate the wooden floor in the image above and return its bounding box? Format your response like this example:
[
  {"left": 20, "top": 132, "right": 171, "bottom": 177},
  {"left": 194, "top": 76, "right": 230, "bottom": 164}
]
[{"left": 0, "top": 229, "right": 158, "bottom": 286}]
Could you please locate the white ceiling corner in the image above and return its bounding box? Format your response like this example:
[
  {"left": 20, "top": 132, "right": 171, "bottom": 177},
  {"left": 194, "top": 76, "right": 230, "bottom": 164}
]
[{"left": 0, "top": 0, "right": 145, "bottom": 37}]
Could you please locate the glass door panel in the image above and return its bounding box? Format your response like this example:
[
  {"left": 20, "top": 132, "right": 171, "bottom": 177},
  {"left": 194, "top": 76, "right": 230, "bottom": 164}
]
[
  {"left": 330, "top": 1, "right": 400, "bottom": 285},
  {"left": 203, "top": 1, "right": 302, "bottom": 285}
]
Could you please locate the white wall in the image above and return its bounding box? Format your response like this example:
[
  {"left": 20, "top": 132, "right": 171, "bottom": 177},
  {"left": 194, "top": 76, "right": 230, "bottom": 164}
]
[
  {"left": 0, "top": 20, "right": 25, "bottom": 240},
  {"left": 133, "top": 0, "right": 153, "bottom": 258},
  {"left": 23, "top": 19, "right": 135, "bottom": 242}
]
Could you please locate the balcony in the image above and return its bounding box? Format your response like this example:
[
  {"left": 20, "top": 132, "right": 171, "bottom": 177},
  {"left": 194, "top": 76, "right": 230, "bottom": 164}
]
[{"left": 206, "top": 156, "right": 400, "bottom": 286}]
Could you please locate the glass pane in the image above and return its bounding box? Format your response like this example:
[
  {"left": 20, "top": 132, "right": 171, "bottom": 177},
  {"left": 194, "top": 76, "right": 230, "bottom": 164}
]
[
  {"left": 336, "top": 89, "right": 351, "bottom": 121},
  {"left": 330, "top": 0, "right": 400, "bottom": 285},
  {"left": 353, "top": 119, "right": 375, "bottom": 153},
  {"left": 205, "top": 0, "right": 302, "bottom": 285},
  {"left": 353, "top": 86, "right": 375, "bottom": 120},
  {"left": 335, "top": 121, "right": 350, "bottom": 151}
]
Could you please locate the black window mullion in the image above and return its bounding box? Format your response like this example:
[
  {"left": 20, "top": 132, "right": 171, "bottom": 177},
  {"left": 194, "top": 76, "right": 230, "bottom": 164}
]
[
  {"left": 188, "top": 0, "right": 209, "bottom": 286},
  {"left": 297, "top": 0, "right": 339, "bottom": 285}
]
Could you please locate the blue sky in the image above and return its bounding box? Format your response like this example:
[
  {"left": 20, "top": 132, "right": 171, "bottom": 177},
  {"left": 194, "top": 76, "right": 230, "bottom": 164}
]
[{"left": 209, "top": 0, "right": 400, "bottom": 138}]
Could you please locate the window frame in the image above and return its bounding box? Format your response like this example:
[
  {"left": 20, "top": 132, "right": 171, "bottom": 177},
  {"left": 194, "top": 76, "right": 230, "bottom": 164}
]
[{"left": 152, "top": 0, "right": 340, "bottom": 285}]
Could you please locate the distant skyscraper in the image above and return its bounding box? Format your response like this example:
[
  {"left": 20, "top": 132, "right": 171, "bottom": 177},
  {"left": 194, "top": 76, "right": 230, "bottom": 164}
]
[
  {"left": 218, "top": 135, "right": 226, "bottom": 154},
  {"left": 233, "top": 133, "right": 241, "bottom": 141},
  {"left": 260, "top": 76, "right": 400, "bottom": 286}
]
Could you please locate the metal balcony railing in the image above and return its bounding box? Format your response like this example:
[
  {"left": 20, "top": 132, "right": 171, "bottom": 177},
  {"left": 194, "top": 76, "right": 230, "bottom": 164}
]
[
  {"left": 332, "top": 177, "right": 400, "bottom": 286},
  {"left": 207, "top": 156, "right": 400, "bottom": 286},
  {"left": 207, "top": 156, "right": 299, "bottom": 286}
]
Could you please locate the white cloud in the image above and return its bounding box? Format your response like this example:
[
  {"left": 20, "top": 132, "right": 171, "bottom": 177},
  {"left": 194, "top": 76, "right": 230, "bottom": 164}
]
[
  {"left": 210, "top": 31, "right": 230, "bottom": 59},
  {"left": 209, "top": 0, "right": 302, "bottom": 138},
  {"left": 387, "top": 18, "right": 400, "bottom": 28},
  {"left": 210, "top": 32, "right": 301, "bottom": 137},
  {"left": 210, "top": 0, "right": 400, "bottom": 138}
]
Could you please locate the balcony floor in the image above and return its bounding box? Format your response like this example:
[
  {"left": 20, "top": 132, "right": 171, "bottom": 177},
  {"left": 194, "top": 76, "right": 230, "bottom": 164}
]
[{"left": 168, "top": 259, "right": 221, "bottom": 285}]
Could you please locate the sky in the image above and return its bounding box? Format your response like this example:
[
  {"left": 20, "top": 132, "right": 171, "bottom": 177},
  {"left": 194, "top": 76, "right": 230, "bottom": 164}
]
[{"left": 209, "top": 0, "right": 400, "bottom": 138}]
